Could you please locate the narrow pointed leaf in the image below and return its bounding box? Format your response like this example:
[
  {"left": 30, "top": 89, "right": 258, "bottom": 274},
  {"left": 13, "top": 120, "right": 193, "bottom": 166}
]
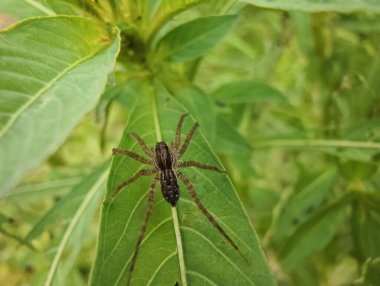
[
  {"left": 91, "top": 81, "right": 275, "bottom": 285},
  {"left": 44, "top": 161, "right": 109, "bottom": 286},
  {"left": 0, "top": 16, "right": 120, "bottom": 193},
  {"left": 272, "top": 168, "right": 337, "bottom": 242},
  {"left": 279, "top": 193, "right": 352, "bottom": 270},
  {"left": 156, "top": 15, "right": 237, "bottom": 62}
]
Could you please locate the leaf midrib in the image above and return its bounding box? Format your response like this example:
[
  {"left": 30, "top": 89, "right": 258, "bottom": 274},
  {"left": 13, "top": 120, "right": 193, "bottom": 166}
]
[{"left": 0, "top": 42, "right": 108, "bottom": 140}]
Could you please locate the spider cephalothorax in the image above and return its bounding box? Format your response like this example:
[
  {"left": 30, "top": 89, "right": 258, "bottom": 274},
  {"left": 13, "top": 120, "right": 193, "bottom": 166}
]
[{"left": 110, "top": 113, "right": 246, "bottom": 285}]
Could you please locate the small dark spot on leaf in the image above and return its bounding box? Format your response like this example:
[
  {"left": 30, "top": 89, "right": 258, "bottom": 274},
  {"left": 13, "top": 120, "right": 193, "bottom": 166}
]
[
  {"left": 24, "top": 265, "right": 34, "bottom": 274},
  {"left": 305, "top": 205, "right": 314, "bottom": 214},
  {"left": 292, "top": 218, "right": 299, "bottom": 225}
]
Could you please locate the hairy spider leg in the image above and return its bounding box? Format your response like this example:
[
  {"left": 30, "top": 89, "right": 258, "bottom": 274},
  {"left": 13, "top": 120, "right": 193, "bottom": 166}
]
[
  {"left": 178, "top": 161, "right": 226, "bottom": 173},
  {"left": 112, "top": 148, "right": 152, "bottom": 165},
  {"left": 127, "top": 176, "right": 159, "bottom": 286},
  {"left": 173, "top": 113, "right": 188, "bottom": 149},
  {"left": 178, "top": 122, "right": 200, "bottom": 157},
  {"left": 111, "top": 169, "right": 157, "bottom": 199},
  {"left": 131, "top": 132, "right": 154, "bottom": 156},
  {"left": 177, "top": 171, "right": 248, "bottom": 263}
]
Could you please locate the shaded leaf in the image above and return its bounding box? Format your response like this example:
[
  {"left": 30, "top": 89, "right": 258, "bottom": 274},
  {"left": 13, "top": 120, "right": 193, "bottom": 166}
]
[
  {"left": 212, "top": 80, "right": 285, "bottom": 105},
  {"left": 156, "top": 15, "right": 237, "bottom": 62},
  {"left": 280, "top": 193, "right": 352, "bottom": 270},
  {"left": 356, "top": 257, "right": 380, "bottom": 286},
  {"left": 272, "top": 168, "right": 337, "bottom": 242},
  {"left": 0, "top": 16, "right": 120, "bottom": 193},
  {"left": 24, "top": 161, "right": 109, "bottom": 243},
  {"left": 215, "top": 116, "right": 251, "bottom": 156},
  {"left": 352, "top": 193, "right": 380, "bottom": 261},
  {"left": 44, "top": 161, "right": 109, "bottom": 286},
  {"left": 91, "top": 81, "right": 275, "bottom": 285}
]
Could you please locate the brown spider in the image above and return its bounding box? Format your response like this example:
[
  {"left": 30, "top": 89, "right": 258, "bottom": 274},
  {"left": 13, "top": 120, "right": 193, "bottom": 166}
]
[{"left": 110, "top": 113, "right": 246, "bottom": 284}]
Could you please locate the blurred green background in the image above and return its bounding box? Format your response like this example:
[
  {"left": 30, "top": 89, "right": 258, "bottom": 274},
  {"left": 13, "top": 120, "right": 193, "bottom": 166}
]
[{"left": 1, "top": 1, "right": 379, "bottom": 285}]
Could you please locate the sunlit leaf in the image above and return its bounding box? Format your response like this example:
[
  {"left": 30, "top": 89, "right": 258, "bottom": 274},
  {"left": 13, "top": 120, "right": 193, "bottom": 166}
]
[
  {"left": 156, "top": 15, "right": 237, "bottom": 62},
  {"left": 90, "top": 81, "right": 275, "bottom": 285},
  {"left": 0, "top": 0, "right": 47, "bottom": 20},
  {"left": 0, "top": 16, "right": 120, "bottom": 193}
]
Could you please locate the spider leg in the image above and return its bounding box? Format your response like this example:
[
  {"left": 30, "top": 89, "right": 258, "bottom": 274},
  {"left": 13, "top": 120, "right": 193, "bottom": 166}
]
[
  {"left": 178, "top": 161, "right": 226, "bottom": 173},
  {"left": 108, "top": 169, "right": 157, "bottom": 200},
  {"left": 173, "top": 113, "right": 188, "bottom": 149},
  {"left": 127, "top": 176, "right": 159, "bottom": 286},
  {"left": 177, "top": 171, "right": 248, "bottom": 263},
  {"left": 178, "top": 122, "right": 199, "bottom": 158},
  {"left": 112, "top": 148, "right": 152, "bottom": 165},
  {"left": 131, "top": 132, "right": 153, "bottom": 157}
]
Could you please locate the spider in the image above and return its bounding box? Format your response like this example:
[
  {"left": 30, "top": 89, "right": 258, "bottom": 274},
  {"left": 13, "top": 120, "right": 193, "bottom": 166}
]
[{"left": 110, "top": 113, "right": 246, "bottom": 285}]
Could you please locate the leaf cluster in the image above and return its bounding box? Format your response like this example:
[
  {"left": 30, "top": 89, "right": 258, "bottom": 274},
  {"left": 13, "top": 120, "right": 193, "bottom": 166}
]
[{"left": 0, "top": 0, "right": 379, "bottom": 285}]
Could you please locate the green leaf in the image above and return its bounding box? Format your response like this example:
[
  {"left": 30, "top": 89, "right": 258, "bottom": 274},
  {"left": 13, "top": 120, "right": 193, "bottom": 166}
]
[
  {"left": 280, "top": 193, "right": 352, "bottom": 270},
  {"left": 0, "top": 16, "right": 120, "bottom": 194},
  {"left": 352, "top": 193, "right": 380, "bottom": 261},
  {"left": 156, "top": 15, "right": 237, "bottom": 62},
  {"left": 173, "top": 86, "right": 216, "bottom": 144},
  {"left": 214, "top": 116, "right": 251, "bottom": 156},
  {"left": 272, "top": 168, "right": 337, "bottom": 242},
  {"left": 44, "top": 161, "right": 109, "bottom": 286},
  {"left": 0, "top": 0, "right": 48, "bottom": 20},
  {"left": 243, "top": 0, "right": 380, "bottom": 13},
  {"left": 212, "top": 80, "right": 286, "bottom": 105},
  {"left": 91, "top": 81, "right": 275, "bottom": 285},
  {"left": 23, "top": 162, "right": 109, "bottom": 243}
]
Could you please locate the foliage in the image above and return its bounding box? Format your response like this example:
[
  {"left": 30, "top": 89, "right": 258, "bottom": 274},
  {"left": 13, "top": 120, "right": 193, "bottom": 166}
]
[{"left": 0, "top": 0, "right": 379, "bottom": 285}]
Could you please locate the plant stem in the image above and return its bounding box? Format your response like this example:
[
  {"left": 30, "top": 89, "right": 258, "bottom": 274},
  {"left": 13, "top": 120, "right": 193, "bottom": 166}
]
[
  {"left": 252, "top": 139, "right": 380, "bottom": 150},
  {"left": 172, "top": 207, "right": 187, "bottom": 286}
]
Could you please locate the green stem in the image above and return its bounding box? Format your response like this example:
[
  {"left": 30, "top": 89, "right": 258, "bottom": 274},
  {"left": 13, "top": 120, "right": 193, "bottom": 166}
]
[
  {"left": 171, "top": 207, "right": 187, "bottom": 286},
  {"left": 252, "top": 139, "right": 380, "bottom": 150},
  {"left": 151, "top": 85, "right": 187, "bottom": 286}
]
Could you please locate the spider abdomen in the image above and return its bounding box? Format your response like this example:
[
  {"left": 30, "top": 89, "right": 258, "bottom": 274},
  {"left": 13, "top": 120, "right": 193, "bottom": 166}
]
[{"left": 160, "top": 169, "right": 180, "bottom": 206}]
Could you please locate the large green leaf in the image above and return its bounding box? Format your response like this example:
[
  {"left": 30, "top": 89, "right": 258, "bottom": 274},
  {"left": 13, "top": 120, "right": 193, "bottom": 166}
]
[
  {"left": 156, "top": 15, "right": 237, "bottom": 62},
  {"left": 0, "top": 16, "right": 120, "bottom": 194},
  {"left": 243, "top": 0, "right": 380, "bottom": 12},
  {"left": 90, "top": 81, "right": 275, "bottom": 285}
]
